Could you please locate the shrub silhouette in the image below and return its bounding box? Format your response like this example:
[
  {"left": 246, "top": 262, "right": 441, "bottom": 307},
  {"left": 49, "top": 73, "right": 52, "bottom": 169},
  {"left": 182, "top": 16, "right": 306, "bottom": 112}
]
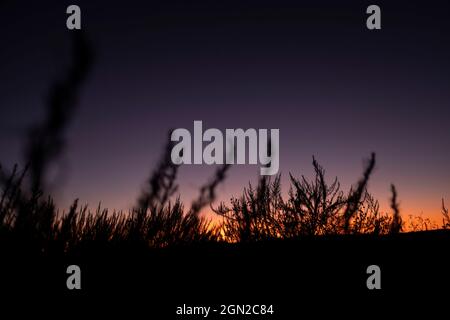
[
  {"left": 213, "top": 154, "right": 403, "bottom": 242},
  {"left": 389, "top": 184, "right": 403, "bottom": 234},
  {"left": 0, "top": 31, "right": 448, "bottom": 256},
  {"left": 442, "top": 199, "right": 450, "bottom": 229},
  {"left": 26, "top": 31, "right": 94, "bottom": 195},
  {"left": 214, "top": 175, "right": 284, "bottom": 242}
]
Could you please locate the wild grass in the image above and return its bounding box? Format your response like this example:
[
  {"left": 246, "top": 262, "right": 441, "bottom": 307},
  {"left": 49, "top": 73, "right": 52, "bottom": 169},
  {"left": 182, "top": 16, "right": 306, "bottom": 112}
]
[
  {"left": 1, "top": 150, "right": 447, "bottom": 255},
  {"left": 1, "top": 30, "right": 447, "bottom": 255},
  {"left": 214, "top": 153, "right": 411, "bottom": 242}
]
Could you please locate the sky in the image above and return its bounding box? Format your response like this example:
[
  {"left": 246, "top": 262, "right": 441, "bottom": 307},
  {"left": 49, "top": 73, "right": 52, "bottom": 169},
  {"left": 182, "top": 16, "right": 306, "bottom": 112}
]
[{"left": 1, "top": 0, "right": 449, "bottom": 222}]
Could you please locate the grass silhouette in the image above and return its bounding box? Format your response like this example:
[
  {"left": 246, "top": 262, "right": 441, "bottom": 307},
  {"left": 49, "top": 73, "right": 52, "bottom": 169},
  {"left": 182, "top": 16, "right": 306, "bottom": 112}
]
[
  {"left": 0, "top": 32, "right": 448, "bottom": 256},
  {"left": 1, "top": 149, "right": 448, "bottom": 254},
  {"left": 1, "top": 31, "right": 450, "bottom": 319}
]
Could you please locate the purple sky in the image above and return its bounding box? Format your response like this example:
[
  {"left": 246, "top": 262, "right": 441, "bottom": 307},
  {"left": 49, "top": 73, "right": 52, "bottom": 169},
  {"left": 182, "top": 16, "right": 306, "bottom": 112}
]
[{"left": 1, "top": 0, "right": 449, "bottom": 220}]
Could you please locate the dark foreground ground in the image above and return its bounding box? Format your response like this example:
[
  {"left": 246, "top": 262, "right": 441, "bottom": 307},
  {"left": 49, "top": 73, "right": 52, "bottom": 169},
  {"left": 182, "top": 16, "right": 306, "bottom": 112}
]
[{"left": 1, "top": 231, "right": 449, "bottom": 318}]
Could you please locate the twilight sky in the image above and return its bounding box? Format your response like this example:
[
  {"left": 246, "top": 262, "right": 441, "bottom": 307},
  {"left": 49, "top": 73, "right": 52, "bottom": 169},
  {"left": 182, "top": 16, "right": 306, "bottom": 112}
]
[{"left": 1, "top": 0, "right": 449, "bottom": 221}]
